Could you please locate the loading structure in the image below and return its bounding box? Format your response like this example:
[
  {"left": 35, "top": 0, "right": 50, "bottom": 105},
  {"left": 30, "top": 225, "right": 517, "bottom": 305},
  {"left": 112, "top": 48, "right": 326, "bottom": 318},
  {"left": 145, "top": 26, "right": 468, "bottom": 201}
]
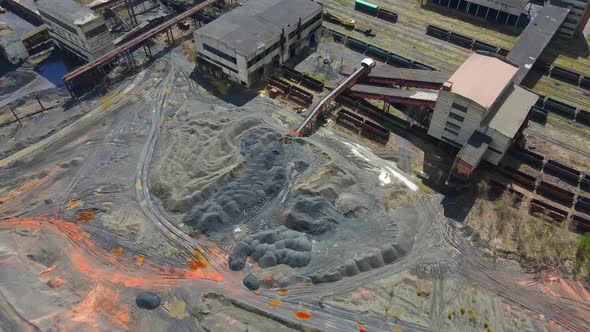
[
  {"left": 341, "top": 65, "right": 451, "bottom": 90},
  {"left": 291, "top": 58, "right": 376, "bottom": 137},
  {"left": 63, "top": 0, "right": 219, "bottom": 97},
  {"left": 348, "top": 84, "right": 438, "bottom": 107}
]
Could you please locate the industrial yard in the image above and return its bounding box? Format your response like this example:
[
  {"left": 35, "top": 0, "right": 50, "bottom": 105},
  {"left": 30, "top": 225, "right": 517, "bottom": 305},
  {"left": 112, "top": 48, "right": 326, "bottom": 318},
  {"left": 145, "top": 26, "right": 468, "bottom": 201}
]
[{"left": 1, "top": 0, "right": 590, "bottom": 331}]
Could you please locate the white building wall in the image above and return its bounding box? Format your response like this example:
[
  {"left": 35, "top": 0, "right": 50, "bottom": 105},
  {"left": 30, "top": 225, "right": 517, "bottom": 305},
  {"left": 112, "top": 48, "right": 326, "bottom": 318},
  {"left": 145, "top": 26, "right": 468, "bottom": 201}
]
[
  {"left": 427, "top": 90, "right": 486, "bottom": 147},
  {"left": 37, "top": 6, "right": 113, "bottom": 61}
]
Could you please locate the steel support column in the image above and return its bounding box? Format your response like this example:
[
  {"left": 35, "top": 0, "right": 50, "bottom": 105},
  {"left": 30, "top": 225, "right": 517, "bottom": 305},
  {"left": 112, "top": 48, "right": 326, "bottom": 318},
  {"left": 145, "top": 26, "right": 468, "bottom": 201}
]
[
  {"left": 36, "top": 96, "right": 46, "bottom": 113},
  {"left": 10, "top": 107, "right": 22, "bottom": 125}
]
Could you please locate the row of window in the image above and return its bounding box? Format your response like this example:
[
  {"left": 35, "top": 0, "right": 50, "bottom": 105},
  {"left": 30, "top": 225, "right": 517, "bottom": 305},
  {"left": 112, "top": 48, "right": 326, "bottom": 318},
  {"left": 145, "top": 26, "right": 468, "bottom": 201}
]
[
  {"left": 203, "top": 43, "right": 237, "bottom": 64},
  {"left": 86, "top": 24, "right": 108, "bottom": 39},
  {"left": 288, "top": 12, "right": 322, "bottom": 40},
  {"left": 198, "top": 52, "right": 238, "bottom": 73},
  {"left": 39, "top": 9, "right": 77, "bottom": 35},
  {"left": 247, "top": 40, "right": 280, "bottom": 68},
  {"left": 47, "top": 24, "right": 88, "bottom": 50}
]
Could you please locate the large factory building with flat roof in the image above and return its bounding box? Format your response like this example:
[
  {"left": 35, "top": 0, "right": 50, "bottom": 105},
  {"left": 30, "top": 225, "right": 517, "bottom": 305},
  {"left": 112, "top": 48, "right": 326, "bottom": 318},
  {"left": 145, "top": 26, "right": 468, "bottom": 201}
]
[{"left": 193, "top": 0, "right": 323, "bottom": 87}]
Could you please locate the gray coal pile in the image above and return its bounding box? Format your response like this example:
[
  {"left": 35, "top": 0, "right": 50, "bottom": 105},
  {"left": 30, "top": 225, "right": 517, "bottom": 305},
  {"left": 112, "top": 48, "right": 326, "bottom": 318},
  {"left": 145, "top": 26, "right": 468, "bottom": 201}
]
[
  {"left": 136, "top": 292, "right": 161, "bottom": 310},
  {"left": 230, "top": 226, "right": 312, "bottom": 270},
  {"left": 182, "top": 127, "right": 299, "bottom": 233}
]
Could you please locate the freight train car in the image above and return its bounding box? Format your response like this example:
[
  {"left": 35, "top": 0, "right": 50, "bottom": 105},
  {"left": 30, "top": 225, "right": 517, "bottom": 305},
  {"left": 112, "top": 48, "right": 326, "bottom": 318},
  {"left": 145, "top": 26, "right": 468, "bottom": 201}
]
[
  {"left": 544, "top": 98, "right": 577, "bottom": 119},
  {"left": 355, "top": 0, "right": 379, "bottom": 14}
]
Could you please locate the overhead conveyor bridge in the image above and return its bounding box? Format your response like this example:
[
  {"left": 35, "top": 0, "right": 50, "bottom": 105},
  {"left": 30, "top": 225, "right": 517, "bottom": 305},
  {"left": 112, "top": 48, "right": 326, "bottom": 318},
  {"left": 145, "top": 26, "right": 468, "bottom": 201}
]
[
  {"left": 63, "top": 0, "right": 219, "bottom": 96},
  {"left": 342, "top": 65, "right": 451, "bottom": 90},
  {"left": 291, "top": 58, "right": 376, "bottom": 137},
  {"left": 349, "top": 84, "right": 439, "bottom": 107}
]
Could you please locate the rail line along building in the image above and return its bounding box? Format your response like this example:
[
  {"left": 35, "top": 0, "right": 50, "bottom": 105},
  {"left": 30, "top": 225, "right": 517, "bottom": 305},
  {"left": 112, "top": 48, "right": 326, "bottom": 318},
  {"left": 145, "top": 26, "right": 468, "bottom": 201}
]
[
  {"left": 36, "top": 0, "right": 114, "bottom": 62},
  {"left": 425, "top": 0, "right": 531, "bottom": 27},
  {"left": 426, "top": 0, "right": 590, "bottom": 38},
  {"left": 426, "top": 53, "right": 538, "bottom": 180},
  {"left": 193, "top": 0, "right": 323, "bottom": 87}
]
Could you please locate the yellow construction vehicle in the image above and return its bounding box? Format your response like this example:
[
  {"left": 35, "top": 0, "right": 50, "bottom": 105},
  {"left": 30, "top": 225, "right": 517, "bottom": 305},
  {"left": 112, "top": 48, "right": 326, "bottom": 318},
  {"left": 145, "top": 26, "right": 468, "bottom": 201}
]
[
  {"left": 324, "top": 12, "right": 355, "bottom": 29},
  {"left": 324, "top": 11, "right": 376, "bottom": 37}
]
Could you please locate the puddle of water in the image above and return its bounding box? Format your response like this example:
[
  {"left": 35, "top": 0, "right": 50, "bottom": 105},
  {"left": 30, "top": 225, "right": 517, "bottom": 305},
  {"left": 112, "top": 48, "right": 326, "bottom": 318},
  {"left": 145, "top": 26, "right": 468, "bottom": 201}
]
[{"left": 35, "top": 54, "right": 74, "bottom": 88}]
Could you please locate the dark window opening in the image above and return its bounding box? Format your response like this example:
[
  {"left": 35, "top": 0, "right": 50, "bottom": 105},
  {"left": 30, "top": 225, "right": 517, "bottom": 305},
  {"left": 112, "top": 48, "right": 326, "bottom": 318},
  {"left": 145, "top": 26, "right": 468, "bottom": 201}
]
[
  {"left": 451, "top": 102, "right": 468, "bottom": 113},
  {"left": 448, "top": 112, "right": 464, "bottom": 122},
  {"left": 445, "top": 120, "right": 461, "bottom": 130},
  {"left": 444, "top": 127, "right": 459, "bottom": 136},
  {"left": 86, "top": 24, "right": 108, "bottom": 39},
  {"left": 198, "top": 52, "right": 238, "bottom": 73},
  {"left": 203, "top": 43, "right": 237, "bottom": 64}
]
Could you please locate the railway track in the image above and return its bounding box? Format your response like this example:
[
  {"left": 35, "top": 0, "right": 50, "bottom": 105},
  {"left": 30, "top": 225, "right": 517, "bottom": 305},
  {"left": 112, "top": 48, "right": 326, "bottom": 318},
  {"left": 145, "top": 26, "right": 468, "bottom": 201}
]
[
  {"left": 526, "top": 123, "right": 590, "bottom": 160},
  {"left": 321, "top": 2, "right": 466, "bottom": 69}
]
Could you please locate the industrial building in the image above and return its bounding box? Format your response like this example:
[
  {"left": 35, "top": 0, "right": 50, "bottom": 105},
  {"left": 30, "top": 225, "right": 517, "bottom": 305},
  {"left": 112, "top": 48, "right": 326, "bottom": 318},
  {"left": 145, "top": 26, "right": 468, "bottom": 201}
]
[
  {"left": 0, "top": 25, "right": 28, "bottom": 63},
  {"left": 426, "top": 0, "right": 530, "bottom": 27},
  {"left": 193, "top": 0, "right": 323, "bottom": 87},
  {"left": 559, "top": 0, "right": 590, "bottom": 37},
  {"left": 426, "top": 0, "right": 590, "bottom": 38},
  {"left": 425, "top": 53, "right": 537, "bottom": 179},
  {"left": 36, "top": 0, "right": 114, "bottom": 62}
]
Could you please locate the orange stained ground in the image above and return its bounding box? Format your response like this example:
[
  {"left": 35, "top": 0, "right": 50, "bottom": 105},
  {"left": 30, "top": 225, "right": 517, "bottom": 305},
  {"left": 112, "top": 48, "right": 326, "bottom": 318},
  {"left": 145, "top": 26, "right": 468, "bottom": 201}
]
[
  {"left": 76, "top": 209, "right": 96, "bottom": 222},
  {"left": 70, "top": 284, "right": 130, "bottom": 329},
  {"left": 0, "top": 165, "right": 60, "bottom": 205},
  {"left": 293, "top": 311, "right": 312, "bottom": 320},
  {"left": 0, "top": 217, "right": 224, "bottom": 288},
  {"left": 267, "top": 298, "right": 281, "bottom": 308}
]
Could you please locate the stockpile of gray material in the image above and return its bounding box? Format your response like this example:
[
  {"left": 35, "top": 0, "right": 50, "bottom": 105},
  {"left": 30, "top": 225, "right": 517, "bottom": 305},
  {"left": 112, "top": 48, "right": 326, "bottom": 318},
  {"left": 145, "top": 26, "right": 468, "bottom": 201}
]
[
  {"left": 182, "top": 127, "right": 293, "bottom": 233},
  {"left": 283, "top": 195, "right": 339, "bottom": 235},
  {"left": 308, "top": 234, "right": 414, "bottom": 284},
  {"left": 150, "top": 113, "right": 254, "bottom": 213},
  {"left": 243, "top": 274, "right": 260, "bottom": 291},
  {"left": 230, "top": 226, "right": 312, "bottom": 270},
  {"left": 136, "top": 292, "right": 161, "bottom": 310}
]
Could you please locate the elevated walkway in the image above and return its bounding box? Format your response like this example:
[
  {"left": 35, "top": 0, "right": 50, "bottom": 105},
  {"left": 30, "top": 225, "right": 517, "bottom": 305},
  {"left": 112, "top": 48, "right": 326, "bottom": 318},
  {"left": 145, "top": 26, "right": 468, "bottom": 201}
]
[
  {"left": 342, "top": 65, "right": 450, "bottom": 90},
  {"left": 507, "top": 3, "right": 570, "bottom": 84},
  {"left": 349, "top": 84, "right": 438, "bottom": 107},
  {"left": 63, "top": 0, "right": 219, "bottom": 94}
]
